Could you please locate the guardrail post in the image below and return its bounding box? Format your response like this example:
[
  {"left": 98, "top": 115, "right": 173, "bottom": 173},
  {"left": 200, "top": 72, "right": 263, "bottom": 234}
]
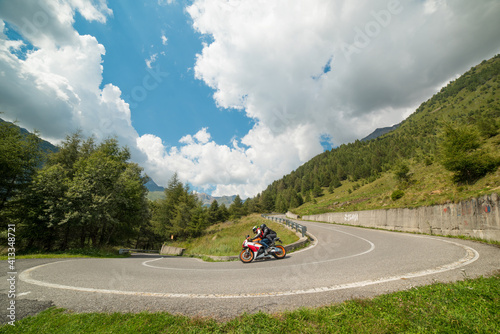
[{"left": 263, "top": 215, "right": 307, "bottom": 238}]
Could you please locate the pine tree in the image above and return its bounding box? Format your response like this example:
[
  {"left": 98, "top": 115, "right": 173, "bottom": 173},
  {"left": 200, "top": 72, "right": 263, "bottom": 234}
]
[
  {"left": 229, "top": 195, "right": 246, "bottom": 218},
  {"left": 208, "top": 199, "right": 220, "bottom": 224}
]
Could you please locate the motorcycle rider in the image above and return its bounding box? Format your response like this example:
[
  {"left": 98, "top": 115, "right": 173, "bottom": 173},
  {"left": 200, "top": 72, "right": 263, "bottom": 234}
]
[
  {"left": 250, "top": 226, "right": 261, "bottom": 239},
  {"left": 249, "top": 225, "right": 266, "bottom": 257},
  {"left": 259, "top": 224, "right": 277, "bottom": 253},
  {"left": 250, "top": 224, "right": 278, "bottom": 257}
]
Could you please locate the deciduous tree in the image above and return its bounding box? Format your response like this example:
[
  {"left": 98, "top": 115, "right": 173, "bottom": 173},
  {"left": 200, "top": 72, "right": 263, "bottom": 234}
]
[
  {"left": 19, "top": 134, "right": 150, "bottom": 250},
  {"left": 440, "top": 124, "right": 498, "bottom": 183},
  {"left": 0, "top": 120, "right": 43, "bottom": 213}
]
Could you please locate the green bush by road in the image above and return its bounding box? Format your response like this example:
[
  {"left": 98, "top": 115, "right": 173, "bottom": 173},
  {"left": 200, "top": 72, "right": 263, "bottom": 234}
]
[{"left": 167, "top": 214, "right": 300, "bottom": 256}]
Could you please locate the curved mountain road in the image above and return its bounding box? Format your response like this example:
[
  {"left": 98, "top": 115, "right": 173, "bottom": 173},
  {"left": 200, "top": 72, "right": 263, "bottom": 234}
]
[{"left": 7, "top": 218, "right": 500, "bottom": 319}]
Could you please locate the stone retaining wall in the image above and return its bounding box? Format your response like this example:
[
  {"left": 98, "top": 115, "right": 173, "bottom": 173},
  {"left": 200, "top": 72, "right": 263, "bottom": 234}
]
[
  {"left": 283, "top": 236, "right": 309, "bottom": 252},
  {"left": 298, "top": 193, "right": 500, "bottom": 242},
  {"left": 285, "top": 212, "right": 300, "bottom": 219},
  {"left": 160, "top": 245, "right": 185, "bottom": 256}
]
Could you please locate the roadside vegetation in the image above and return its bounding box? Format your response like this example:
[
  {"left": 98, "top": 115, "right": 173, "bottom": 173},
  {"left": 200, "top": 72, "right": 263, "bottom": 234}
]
[
  {"left": 2, "top": 273, "right": 499, "bottom": 333},
  {"left": 167, "top": 214, "right": 300, "bottom": 257}
]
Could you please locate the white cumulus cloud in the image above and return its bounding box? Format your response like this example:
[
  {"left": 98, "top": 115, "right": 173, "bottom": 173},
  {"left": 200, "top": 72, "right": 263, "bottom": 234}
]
[
  {"left": 0, "top": 0, "right": 142, "bottom": 159},
  {"left": 141, "top": 0, "right": 499, "bottom": 197},
  {"left": 1, "top": 0, "right": 500, "bottom": 198}
]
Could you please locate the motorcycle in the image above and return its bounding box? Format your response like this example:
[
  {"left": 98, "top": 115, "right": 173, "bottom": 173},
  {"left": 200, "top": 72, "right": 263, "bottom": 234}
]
[{"left": 239, "top": 235, "right": 286, "bottom": 263}]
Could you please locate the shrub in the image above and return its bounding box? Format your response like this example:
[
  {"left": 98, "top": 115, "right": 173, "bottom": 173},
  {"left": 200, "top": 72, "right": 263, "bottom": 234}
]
[
  {"left": 391, "top": 190, "right": 405, "bottom": 201},
  {"left": 477, "top": 119, "right": 498, "bottom": 138},
  {"left": 440, "top": 123, "right": 499, "bottom": 183},
  {"left": 394, "top": 162, "right": 411, "bottom": 183}
]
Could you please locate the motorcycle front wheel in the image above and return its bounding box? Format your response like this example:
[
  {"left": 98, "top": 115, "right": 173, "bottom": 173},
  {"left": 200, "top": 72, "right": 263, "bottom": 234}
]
[
  {"left": 272, "top": 245, "right": 286, "bottom": 259},
  {"left": 239, "top": 248, "right": 254, "bottom": 263}
]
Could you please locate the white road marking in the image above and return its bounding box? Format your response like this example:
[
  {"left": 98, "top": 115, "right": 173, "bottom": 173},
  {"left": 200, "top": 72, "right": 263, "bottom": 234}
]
[
  {"left": 19, "top": 236, "right": 479, "bottom": 299},
  {"left": 141, "top": 227, "right": 375, "bottom": 271}
]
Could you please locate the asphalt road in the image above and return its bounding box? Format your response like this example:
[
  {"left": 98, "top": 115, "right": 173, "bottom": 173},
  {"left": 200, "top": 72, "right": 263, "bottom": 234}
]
[{"left": 3, "top": 217, "right": 500, "bottom": 321}]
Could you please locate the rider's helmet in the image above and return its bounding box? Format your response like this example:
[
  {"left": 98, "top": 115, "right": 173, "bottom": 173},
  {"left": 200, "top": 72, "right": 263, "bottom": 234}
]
[
  {"left": 252, "top": 226, "right": 258, "bottom": 233},
  {"left": 260, "top": 223, "right": 266, "bottom": 230}
]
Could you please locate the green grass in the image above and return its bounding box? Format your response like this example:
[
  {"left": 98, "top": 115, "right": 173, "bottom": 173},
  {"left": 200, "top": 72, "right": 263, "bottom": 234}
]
[
  {"left": 168, "top": 214, "right": 300, "bottom": 257},
  {"left": 3, "top": 274, "right": 499, "bottom": 333}
]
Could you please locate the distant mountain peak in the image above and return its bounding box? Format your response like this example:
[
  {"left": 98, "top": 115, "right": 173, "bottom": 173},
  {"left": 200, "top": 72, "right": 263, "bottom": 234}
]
[
  {"left": 144, "top": 179, "right": 164, "bottom": 192},
  {"left": 195, "top": 193, "right": 237, "bottom": 207},
  {"left": 361, "top": 123, "right": 401, "bottom": 142}
]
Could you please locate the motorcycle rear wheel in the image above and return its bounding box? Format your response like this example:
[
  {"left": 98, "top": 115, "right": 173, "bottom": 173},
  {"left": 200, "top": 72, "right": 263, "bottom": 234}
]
[
  {"left": 272, "top": 245, "right": 286, "bottom": 259},
  {"left": 239, "top": 249, "right": 254, "bottom": 263}
]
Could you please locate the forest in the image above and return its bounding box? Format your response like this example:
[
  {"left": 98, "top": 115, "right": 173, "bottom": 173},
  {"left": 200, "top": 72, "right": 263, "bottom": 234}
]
[
  {"left": 1, "top": 54, "right": 499, "bottom": 253},
  {"left": 0, "top": 128, "right": 247, "bottom": 251}
]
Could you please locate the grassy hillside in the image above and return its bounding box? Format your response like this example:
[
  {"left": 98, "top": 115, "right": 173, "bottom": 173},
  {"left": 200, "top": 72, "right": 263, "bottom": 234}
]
[
  {"left": 294, "top": 154, "right": 500, "bottom": 216},
  {"left": 167, "top": 214, "right": 299, "bottom": 256},
  {"left": 256, "top": 54, "right": 500, "bottom": 216}
]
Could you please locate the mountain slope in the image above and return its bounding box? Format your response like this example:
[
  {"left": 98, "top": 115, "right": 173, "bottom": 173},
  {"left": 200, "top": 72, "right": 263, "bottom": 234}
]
[
  {"left": 249, "top": 54, "right": 500, "bottom": 215},
  {"left": 0, "top": 118, "right": 58, "bottom": 154},
  {"left": 196, "top": 193, "right": 237, "bottom": 207},
  {"left": 145, "top": 179, "right": 165, "bottom": 192},
  {"left": 147, "top": 190, "right": 237, "bottom": 207}
]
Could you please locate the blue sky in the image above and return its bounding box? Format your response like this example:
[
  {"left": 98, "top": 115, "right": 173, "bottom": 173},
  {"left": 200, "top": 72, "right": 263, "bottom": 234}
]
[
  {"left": 1, "top": 0, "right": 499, "bottom": 197},
  {"left": 74, "top": 0, "right": 253, "bottom": 148}
]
